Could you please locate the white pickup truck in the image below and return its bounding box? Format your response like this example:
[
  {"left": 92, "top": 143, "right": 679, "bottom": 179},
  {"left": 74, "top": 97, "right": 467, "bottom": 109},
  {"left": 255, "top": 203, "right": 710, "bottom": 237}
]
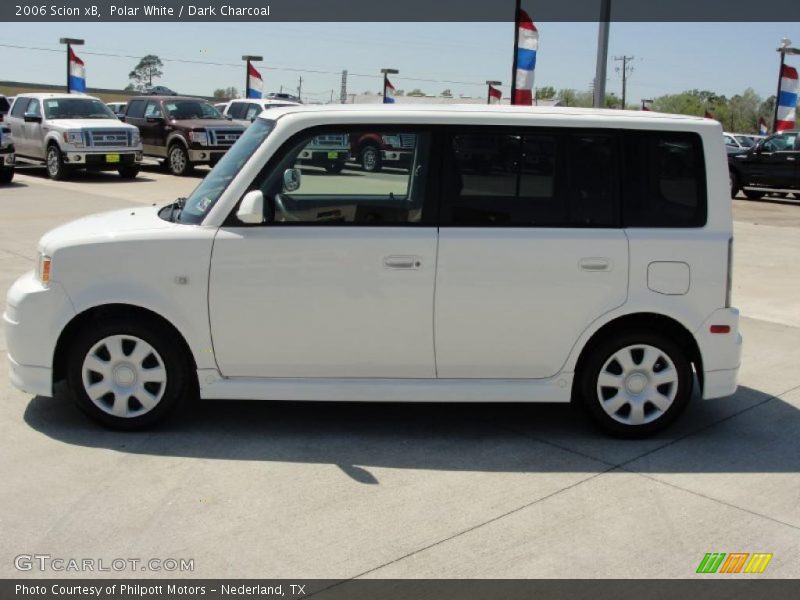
[{"left": 7, "top": 93, "right": 143, "bottom": 180}]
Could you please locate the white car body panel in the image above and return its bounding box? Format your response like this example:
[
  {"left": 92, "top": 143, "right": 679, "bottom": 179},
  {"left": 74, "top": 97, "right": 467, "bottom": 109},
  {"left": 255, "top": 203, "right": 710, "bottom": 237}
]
[{"left": 4, "top": 105, "right": 741, "bottom": 407}]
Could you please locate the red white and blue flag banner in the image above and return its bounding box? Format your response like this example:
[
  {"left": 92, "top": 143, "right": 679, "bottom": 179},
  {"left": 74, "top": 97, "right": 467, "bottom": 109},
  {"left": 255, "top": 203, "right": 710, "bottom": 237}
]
[
  {"left": 776, "top": 64, "right": 798, "bottom": 131},
  {"left": 383, "top": 77, "right": 396, "bottom": 104},
  {"left": 488, "top": 85, "right": 502, "bottom": 104},
  {"left": 247, "top": 62, "right": 263, "bottom": 99},
  {"left": 512, "top": 10, "right": 538, "bottom": 105},
  {"left": 68, "top": 47, "right": 86, "bottom": 93}
]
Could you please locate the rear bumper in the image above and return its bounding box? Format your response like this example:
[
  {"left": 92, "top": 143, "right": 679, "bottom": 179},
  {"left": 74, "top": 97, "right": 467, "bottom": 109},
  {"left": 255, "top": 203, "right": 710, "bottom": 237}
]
[{"left": 695, "top": 307, "right": 742, "bottom": 399}]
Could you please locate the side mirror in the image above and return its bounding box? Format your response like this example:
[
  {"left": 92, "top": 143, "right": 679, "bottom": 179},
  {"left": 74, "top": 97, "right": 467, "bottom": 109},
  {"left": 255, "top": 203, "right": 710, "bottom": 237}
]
[
  {"left": 283, "top": 168, "right": 301, "bottom": 192},
  {"left": 236, "top": 190, "right": 264, "bottom": 224},
  {"left": 23, "top": 113, "right": 42, "bottom": 123}
]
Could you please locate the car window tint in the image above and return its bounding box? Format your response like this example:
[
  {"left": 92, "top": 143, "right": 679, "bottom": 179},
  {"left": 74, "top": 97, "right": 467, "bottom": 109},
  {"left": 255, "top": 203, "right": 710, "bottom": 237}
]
[
  {"left": 245, "top": 104, "right": 261, "bottom": 120},
  {"left": 126, "top": 100, "right": 145, "bottom": 118},
  {"left": 26, "top": 99, "right": 41, "bottom": 116},
  {"left": 11, "top": 98, "right": 28, "bottom": 117},
  {"left": 250, "top": 129, "right": 430, "bottom": 226},
  {"left": 144, "top": 102, "right": 161, "bottom": 118},
  {"left": 227, "top": 102, "right": 245, "bottom": 119}
]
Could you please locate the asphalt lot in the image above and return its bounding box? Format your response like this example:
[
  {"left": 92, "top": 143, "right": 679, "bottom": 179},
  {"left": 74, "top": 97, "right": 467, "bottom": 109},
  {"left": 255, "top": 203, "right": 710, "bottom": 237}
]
[{"left": 1, "top": 164, "right": 799, "bottom": 579}]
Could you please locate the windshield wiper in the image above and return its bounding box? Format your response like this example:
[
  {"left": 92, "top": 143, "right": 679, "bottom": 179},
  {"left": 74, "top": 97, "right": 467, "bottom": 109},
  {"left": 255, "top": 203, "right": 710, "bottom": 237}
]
[{"left": 169, "top": 197, "right": 187, "bottom": 222}]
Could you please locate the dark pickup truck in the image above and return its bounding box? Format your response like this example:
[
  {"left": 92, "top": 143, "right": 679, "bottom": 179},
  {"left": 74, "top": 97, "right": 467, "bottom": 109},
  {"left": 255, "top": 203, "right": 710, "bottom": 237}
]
[
  {"left": 124, "top": 96, "right": 245, "bottom": 175},
  {"left": 729, "top": 130, "right": 800, "bottom": 199}
]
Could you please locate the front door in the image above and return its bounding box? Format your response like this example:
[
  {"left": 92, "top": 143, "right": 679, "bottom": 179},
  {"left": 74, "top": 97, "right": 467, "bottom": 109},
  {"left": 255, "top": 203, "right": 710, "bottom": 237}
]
[
  {"left": 140, "top": 100, "right": 167, "bottom": 154},
  {"left": 748, "top": 132, "right": 799, "bottom": 189},
  {"left": 209, "top": 127, "right": 438, "bottom": 378},
  {"left": 434, "top": 129, "right": 629, "bottom": 379},
  {"left": 21, "top": 98, "right": 43, "bottom": 158}
]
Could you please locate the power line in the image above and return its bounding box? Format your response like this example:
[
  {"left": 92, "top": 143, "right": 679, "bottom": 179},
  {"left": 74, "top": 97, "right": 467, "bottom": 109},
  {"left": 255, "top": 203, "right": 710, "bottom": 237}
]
[{"left": 0, "top": 41, "right": 493, "bottom": 89}]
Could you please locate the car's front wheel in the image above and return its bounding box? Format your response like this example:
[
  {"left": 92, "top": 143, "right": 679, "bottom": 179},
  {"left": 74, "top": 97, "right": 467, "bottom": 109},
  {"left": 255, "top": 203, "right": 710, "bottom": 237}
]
[
  {"left": 167, "top": 144, "right": 193, "bottom": 176},
  {"left": 66, "top": 318, "right": 194, "bottom": 430},
  {"left": 118, "top": 166, "right": 140, "bottom": 179},
  {"left": 360, "top": 145, "right": 382, "bottom": 172},
  {"left": 0, "top": 168, "right": 13, "bottom": 184},
  {"left": 46, "top": 145, "right": 69, "bottom": 180},
  {"left": 578, "top": 331, "right": 693, "bottom": 437}
]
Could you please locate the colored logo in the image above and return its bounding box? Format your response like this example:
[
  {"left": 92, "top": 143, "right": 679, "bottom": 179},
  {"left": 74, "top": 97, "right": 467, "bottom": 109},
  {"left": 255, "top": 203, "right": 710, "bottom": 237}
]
[{"left": 696, "top": 552, "right": 773, "bottom": 574}]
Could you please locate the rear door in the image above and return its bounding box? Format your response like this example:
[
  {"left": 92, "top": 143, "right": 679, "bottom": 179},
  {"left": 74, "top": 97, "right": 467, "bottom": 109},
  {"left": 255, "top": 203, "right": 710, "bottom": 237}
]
[
  {"left": 434, "top": 128, "right": 629, "bottom": 379},
  {"left": 21, "top": 99, "right": 44, "bottom": 159}
]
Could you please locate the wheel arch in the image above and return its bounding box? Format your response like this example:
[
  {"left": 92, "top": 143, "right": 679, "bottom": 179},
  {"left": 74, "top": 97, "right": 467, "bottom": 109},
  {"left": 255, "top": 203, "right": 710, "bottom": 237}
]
[
  {"left": 570, "top": 312, "right": 704, "bottom": 399},
  {"left": 53, "top": 303, "right": 198, "bottom": 387},
  {"left": 166, "top": 132, "right": 189, "bottom": 149}
]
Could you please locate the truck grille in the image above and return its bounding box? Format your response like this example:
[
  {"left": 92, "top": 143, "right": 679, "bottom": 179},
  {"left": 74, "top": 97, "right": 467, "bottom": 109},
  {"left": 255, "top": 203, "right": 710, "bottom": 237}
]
[
  {"left": 208, "top": 128, "right": 243, "bottom": 147},
  {"left": 86, "top": 129, "right": 131, "bottom": 148}
]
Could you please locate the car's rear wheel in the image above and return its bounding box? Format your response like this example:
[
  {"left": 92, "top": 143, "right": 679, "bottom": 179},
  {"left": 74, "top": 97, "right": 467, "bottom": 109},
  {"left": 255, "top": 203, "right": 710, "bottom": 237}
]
[
  {"left": 729, "top": 171, "right": 740, "bottom": 198},
  {"left": 0, "top": 168, "right": 13, "bottom": 184},
  {"left": 578, "top": 331, "right": 693, "bottom": 437},
  {"left": 46, "top": 145, "right": 69, "bottom": 180},
  {"left": 168, "top": 144, "right": 193, "bottom": 176},
  {"left": 66, "top": 318, "right": 194, "bottom": 430}
]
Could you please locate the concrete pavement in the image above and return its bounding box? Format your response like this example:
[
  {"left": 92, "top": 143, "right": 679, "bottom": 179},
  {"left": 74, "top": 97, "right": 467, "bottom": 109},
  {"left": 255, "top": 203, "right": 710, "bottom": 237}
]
[{"left": 0, "top": 171, "right": 798, "bottom": 578}]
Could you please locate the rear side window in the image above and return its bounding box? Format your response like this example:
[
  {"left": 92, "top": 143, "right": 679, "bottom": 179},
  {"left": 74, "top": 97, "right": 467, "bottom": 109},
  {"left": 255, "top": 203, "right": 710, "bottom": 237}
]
[
  {"left": 227, "top": 102, "right": 246, "bottom": 119},
  {"left": 441, "top": 130, "right": 618, "bottom": 227},
  {"left": 126, "top": 100, "right": 145, "bottom": 118},
  {"left": 11, "top": 97, "right": 29, "bottom": 117},
  {"left": 623, "top": 132, "right": 707, "bottom": 228}
]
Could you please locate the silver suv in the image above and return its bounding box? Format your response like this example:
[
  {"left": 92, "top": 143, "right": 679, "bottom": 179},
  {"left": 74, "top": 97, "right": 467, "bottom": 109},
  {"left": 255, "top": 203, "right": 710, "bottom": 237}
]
[{"left": 7, "top": 93, "right": 143, "bottom": 180}]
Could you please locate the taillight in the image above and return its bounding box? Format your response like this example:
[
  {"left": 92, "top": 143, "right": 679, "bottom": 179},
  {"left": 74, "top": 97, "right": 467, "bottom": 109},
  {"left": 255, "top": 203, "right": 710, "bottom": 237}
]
[{"left": 725, "top": 236, "right": 733, "bottom": 308}]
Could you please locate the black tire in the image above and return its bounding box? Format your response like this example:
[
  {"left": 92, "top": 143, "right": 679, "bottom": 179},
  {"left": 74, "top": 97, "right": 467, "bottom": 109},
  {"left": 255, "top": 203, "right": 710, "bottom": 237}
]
[
  {"left": 729, "top": 170, "right": 740, "bottom": 198},
  {"left": 0, "top": 168, "right": 13, "bottom": 184},
  {"left": 167, "top": 143, "right": 194, "bottom": 176},
  {"left": 66, "top": 317, "right": 195, "bottom": 430},
  {"left": 743, "top": 189, "right": 764, "bottom": 200},
  {"left": 577, "top": 331, "right": 693, "bottom": 438},
  {"left": 360, "top": 144, "right": 382, "bottom": 172},
  {"left": 118, "top": 166, "right": 140, "bottom": 179},
  {"left": 325, "top": 162, "right": 345, "bottom": 174},
  {"left": 45, "top": 144, "right": 69, "bottom": 180}
]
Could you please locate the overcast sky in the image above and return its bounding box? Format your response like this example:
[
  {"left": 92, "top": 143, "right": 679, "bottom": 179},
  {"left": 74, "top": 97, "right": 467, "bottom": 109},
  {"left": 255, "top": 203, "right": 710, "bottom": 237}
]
[{"left": 0, "top": 22, "right": 794, "bottom": 102}]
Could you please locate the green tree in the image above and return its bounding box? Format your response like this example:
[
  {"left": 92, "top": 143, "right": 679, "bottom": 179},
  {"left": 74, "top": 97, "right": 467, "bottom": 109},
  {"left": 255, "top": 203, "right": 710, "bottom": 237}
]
[
  {"left": 213, "top": 87, "right": 239, "bottom": 99},
  {"left": 536, "top": 85, "right": 556, "bottom": 100},
  {"left": 441, "top": 89, "right": 453, "bottom": 97},
  {"left": 407, "top": 88, "right": 425, "bottom": 97},
  {"left": 128, "top": 55, "right": 164, "bottom": 90}
]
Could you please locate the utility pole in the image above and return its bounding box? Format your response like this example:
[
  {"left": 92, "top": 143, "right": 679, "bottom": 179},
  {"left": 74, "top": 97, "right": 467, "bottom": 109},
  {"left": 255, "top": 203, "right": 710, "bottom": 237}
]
[
  {"left": 297, "top": 76, "right": 303, "bottom": 102},
  {"left": 593, "top": 0, "right": 611, "bottom": 107},
  {"left": 613, "top": 55, "right": 634, "bottom": 109},
  {"left": 340, "top": 70, "right": 348, "bottom": 104}
]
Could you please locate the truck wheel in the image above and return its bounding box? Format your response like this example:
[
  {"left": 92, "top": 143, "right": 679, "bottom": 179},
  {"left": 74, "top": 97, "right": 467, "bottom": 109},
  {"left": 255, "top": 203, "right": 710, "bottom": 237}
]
[
  {"left": 729, "top": 171, "right": 740, "bottom": 198},
  {"left": 118, "top": 166, "right": 140, "bottom": 179},
  {"left": 325, "top": 162, "right": 345, "bottom": 174},
  {"left": 168, "top": 144, "right": 193, "bottom": 176},
  {"left": 66, "top": 317, "right": 195, "bottom": 430},
  {"left": 360, "top": 145, "right": 382, "bottom": 172},
  {"left": 0, "top": 168, "right": 13, "bottom": 184},
  {"left": 46, "top": 145, "right": 69, "bottom": 180},
  {"left": 578, "top": 331, "right": 693, "bottom": 438},
  {"left": 743, "top": 189, "right": 764, "bottom": 200}
]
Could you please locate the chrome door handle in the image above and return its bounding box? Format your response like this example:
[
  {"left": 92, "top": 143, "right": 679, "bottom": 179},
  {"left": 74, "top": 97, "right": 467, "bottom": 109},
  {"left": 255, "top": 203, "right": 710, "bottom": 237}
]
[
  {"left": 579, "top": 258, "right": 611, "bottom": 271},
  {"left": 383, "top": 255, "right": 421, "bottom": 270}
]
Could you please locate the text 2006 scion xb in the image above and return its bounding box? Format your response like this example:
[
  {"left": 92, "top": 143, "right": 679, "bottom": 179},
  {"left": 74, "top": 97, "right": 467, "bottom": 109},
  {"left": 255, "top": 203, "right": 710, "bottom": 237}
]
[{"left": 4, "top": 105, "right": 742, "bottom": 437}]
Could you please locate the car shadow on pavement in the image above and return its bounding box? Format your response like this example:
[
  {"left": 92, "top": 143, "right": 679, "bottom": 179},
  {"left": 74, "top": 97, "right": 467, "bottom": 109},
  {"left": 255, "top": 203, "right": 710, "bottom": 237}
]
[
  {"left": 15, "top": 165, "right": 159, "bottom": 184},
  {"left": 22, "top": 384, "right": 800, "bottom": 481}
]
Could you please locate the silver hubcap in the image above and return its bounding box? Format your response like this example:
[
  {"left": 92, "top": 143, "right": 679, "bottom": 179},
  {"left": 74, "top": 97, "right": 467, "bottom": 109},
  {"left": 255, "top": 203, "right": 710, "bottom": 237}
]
[
  {"left": 170, "top": 147, "right": 186, "bottom": 172},
  {"left": 81, "top": 335, "right": 167, "bottom": 418},
  {"left": 596, "top": 344, "right": 679, "bottom": 426},
  {"left": 363, "top": 148, "right": 377, "bottom": 170},
  {"left": 47, "top": 148, "right": 60, "bottom": 176}
]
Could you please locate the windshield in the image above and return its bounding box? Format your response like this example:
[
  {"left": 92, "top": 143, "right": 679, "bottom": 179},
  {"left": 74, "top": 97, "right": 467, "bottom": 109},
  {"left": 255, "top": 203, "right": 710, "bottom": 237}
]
[
  {"left": 177, "top": 118, "right": 275, "bottom": 224},
  {"left": 164, "top": 100, "right": 222, "bottom": 120},
  {"left": 43, "top": 98, "right": 117, "bottom": 119}
]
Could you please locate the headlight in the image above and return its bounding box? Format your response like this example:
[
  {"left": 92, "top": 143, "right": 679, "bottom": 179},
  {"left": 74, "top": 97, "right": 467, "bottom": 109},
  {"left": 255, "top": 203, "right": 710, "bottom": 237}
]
[
  {"left": 131, "top": 129, "right": 141, "bottom": 146},
  {"left": 36, "top": 253, "right": 51, "bottom": 286},
  {"left": 63, "top": 131, "right": 85, "bottom": 147},
  {"left": 189, "top": 131, "right": 208, "bottom": 145}
]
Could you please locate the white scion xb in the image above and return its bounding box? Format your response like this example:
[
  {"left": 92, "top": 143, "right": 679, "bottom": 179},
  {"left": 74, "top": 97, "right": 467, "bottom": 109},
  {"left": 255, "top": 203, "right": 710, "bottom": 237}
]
[{"left": 4, "top": 105, "right": 742, "bottom": 436}]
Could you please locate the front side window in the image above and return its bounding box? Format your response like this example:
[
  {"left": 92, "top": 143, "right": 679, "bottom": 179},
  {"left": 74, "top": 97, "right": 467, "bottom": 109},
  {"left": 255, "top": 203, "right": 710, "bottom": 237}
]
[
  {"left": 143, "top": 101, "right": 162, "bottom": 118},
  {"left": 11, "top": 98, "right": 29, "bottom": 117},
  {"left": 244, "top": 104, "right": 262, "bottom": 121},
  {"left": 226, "top": 102, "right": 246, "bottom": 120},
  {"left": 26, "top": 99, "right": 42, "bottom": 117},
  {"left": 43, "top": 98, "right": 114, "bottom": 119},
  {"left": 178, "top": 118, "right": 275, "bottom": 224},
  {"left": 247, "top": 128, "right": 431, "bottom": 225},
  {"left": 763, "top": 133, "right": 797, "bottom": 152},
  {"left": 441, "top": 130, "right": 616, "bottom": 227}
]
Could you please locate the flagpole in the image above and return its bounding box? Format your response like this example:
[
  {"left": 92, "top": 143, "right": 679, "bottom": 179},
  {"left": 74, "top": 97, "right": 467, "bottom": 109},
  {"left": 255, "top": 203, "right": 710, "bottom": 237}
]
[
  {"left": 242, "top": 55, "right": 263, "bottom": 100},
  {"left": 380, "top": 68, "right": 398, "bottom": 104},
  {"left": 510, "top": 0, "right": 521, "bottom": 105}
]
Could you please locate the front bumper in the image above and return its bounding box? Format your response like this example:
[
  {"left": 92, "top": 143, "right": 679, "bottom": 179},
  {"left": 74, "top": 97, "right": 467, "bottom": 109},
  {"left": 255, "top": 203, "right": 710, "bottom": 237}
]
[
  {"left": 695, "top": 307, "right": 742, "bottom": 399},
  {"left": 4, "top": 272, "right": 76, "bottom": 398},
  {"left": 63, "top": 150, "right": 142, "bottom": 168},
  {"left": 188, "top": 147, "right": 230, "bottom": 163}
]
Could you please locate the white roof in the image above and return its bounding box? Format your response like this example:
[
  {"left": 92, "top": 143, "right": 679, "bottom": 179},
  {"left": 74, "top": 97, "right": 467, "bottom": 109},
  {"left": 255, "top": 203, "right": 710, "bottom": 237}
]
[{"left": 15, "top": 92, "right": 100, "bottom": 101}]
